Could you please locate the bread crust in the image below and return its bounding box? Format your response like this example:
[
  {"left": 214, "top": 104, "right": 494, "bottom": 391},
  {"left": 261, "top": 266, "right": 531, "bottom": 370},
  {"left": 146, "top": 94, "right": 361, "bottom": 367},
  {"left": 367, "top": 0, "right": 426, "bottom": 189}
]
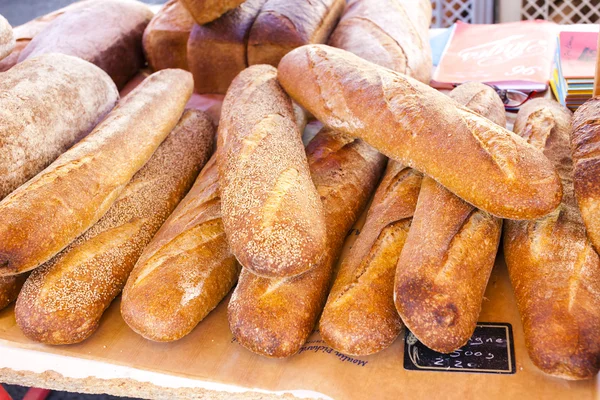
[
  {"left": 187, "top": 0, "right": 267, "bottom": 94},
  {"left": 179, "top": 0, "right": 245, "bottom": 25},
  {"left": 328, "top": 0, "right": 432, "bottom": 84},
  {"left": 247, "top": 0, "right": 345, "bottom": 67},
  {"left": 143, "top": 0, "right": 195, "bottom": 72},
  {"left": 217, "top": 64, "right": 326, "bottom": 278},
  {"left": 505, "top": 99, "right": 600, "bottom": 380},
  {"left": 228, "top": 128, "right": 386, "bottom": 357},
  {"left": 0, "top": 53, "right": 118, "bottom": 200},
  {"left": 121, "top": 154, "right": 240, "bottom": 342},
  {"left": 15, "top": 110, "right": 214, "bottom": 345},
  {"left": 0, "top": 14, "right": 14, "bottom": 61},
  {"left": 18, "top": 0, "right": 153, "bottom": 89},
  {"left": 0, "top": 68, "right": 193, "bottom": 277},
  {"left": 0, "top": 274, "right": 28, "bottom": 311},
  {"left": 277, "top": 44, "right": 563, "bottom": 220}
]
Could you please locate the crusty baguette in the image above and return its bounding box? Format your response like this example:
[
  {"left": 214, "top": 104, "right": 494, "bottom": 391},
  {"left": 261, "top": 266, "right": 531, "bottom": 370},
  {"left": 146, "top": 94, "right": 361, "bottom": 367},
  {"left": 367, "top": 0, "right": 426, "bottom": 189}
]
[
  {"left": 217, "top": 64, "right": 326, "bottom": 278},
  {"left": 179, "top": 0, "right": 245, "bottom": 25},
  {"left": 0, "top": 274, "right": 28, "bottom": 311},
  {"left": 0, "top": 14, "right": 14, "bottom": 61},
  {"left": 319, "top": 161, "right": 421, "bottom": 355},
  {"left": 18, "top": 0, "right": 153, "bottom": 89},
  {"left": 15, "top": 110, "right": 214, "bottom": 345},
  {"left": 0, "top": 68, "right": 193, "bottom": 277},
  {"left": 394, "top": 82, "right": 506, "bottom": 354},
  {"left": 505, "top": 99, "right": 600, "bottom": 380},
  {"left": 0, "top": 53, "right": 118, "bottom": 200},
  {"left": 143, "top": 0, "right": 195, "bottom": 71},
  {"left": 277, "top": 44, "right": 562, "bottom": 220},
  {"left": 572, "top": 97, "right": 600, "bottom": 253},
  {"left": 122, "top": 154, "right": 239, "bottom": 342},
  {"left": 229, "top": 127, "right": 386, "bottom": 357},
  {"left": 187, "top": 0, "right": 267, "bottom": 94},
  {"left": 247, "top": 0, "right": 345, "bottom": 67},
  {"left": 328, "top": 0, "right": 432, "bottom": 84}
]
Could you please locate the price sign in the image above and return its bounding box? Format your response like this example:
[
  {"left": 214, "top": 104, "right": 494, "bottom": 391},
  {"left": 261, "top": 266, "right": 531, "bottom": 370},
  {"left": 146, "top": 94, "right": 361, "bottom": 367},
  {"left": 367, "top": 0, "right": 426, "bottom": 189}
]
[{"left": 403, "top": 323, "right": 516, "bottom": 374}]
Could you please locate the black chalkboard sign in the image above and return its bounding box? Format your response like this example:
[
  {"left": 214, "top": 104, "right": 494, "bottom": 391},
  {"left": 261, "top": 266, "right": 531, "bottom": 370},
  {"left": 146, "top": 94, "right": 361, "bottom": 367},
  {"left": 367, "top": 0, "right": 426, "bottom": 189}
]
[{"left": 403, "top": 322, "right": 516, "bottom": 374}]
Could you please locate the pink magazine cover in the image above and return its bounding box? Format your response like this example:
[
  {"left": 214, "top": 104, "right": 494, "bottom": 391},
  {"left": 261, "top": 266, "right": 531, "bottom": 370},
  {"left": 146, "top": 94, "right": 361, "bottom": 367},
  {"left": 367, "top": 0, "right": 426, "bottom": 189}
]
[
  {"left": 559, "top": 30, "right": 598, "bottom": 79},
  {"left": 432, "top": 20, "right": 557, "bottom": 90}
]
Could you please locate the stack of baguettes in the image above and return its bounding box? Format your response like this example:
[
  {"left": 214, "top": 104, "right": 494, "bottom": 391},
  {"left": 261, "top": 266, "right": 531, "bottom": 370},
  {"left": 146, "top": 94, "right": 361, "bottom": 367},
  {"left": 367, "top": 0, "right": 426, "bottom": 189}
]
[{"left": 0, "top": 0, "right": 599, "bottom": 384}]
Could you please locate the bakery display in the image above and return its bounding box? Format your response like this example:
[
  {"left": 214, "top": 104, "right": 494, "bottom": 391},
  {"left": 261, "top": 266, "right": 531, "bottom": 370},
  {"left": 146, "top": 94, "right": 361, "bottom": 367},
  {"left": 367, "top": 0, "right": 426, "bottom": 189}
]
[
  {"left": 505, "top": 99, "right": 600, "bottom": 380},
  {"left": 217, "top": 64, "right": 326, "bottom": 278},
  {"left": 0, "top": 69, "right": 193, "bottom": 277},
  {"left": 0, "top": 53, "right": 118, "bottom": 200},
  {"left": 18, "top": 0, "right": 153, "bottom": 89},
  {"left": 179, "top": 0, "right": 246, "bottom": 25}
]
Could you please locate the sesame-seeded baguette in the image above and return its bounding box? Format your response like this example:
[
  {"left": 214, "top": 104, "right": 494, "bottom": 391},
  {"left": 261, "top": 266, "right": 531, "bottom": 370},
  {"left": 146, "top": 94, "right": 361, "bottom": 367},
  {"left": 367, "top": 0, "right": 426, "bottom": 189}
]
[
  {"left": 143, "top": 0, "right": 195, "bottom": 72},
  {"left": 217, "top": 64, "right": 326, "bottom": 278},
  {"left": 394, "top": 82, "right": 506, "bottom": 354},
  {"left": 504, "top": 99, "right": 600, "bottom": 380},
  {"left": 0, "top": 53, "right": 118, "bottom": 201},
  {"left": 328, "top": 0, "right": 432, "bottom": 84},
  {"left": 15, "top": 110, "right": 214, "bottom": 345},
  {"left": 228, "top": 127, "right": 386, "bottom": 357},
  {"left": 319, "top": 161, "right": 421, "bottom": 356},
  {"left": 0, "top": 69, "right": 193, "bottom": 277},
  {"left": 18, "top": 0, "right": 153, "bottom": 89},
  {"left": 278, "top": 44, "right": 562, "bottom": 220},
  {"left": 0, "top": 15, "right": 14, "bottom": 61},
  {"left": 187, "top": 0, "right": 267, "bottom": 94},
  {"left": 572, "top": 97, "right": 600, "bottom": 254},
  {"left": 179, "top": 0, "right": 245, "bottom": 25},
  {"left": 0, "top": 274, "right": 28, "bottom": 311},
  {"left": 122, "top": 154, "right": 239, "bottom": 342},
  {"left": 247, "top": 0, "right": 345, "bottom": 67}
]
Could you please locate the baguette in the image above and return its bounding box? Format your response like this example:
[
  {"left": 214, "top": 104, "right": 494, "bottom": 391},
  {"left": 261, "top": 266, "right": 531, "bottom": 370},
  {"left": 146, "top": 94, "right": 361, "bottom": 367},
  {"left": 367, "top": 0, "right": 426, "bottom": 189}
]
[
  {"left": 0, "top": 53, "right": 118, "bottom": 200},
  {"left": 229, "top": 127, "right": 386, "bottom": 357},
  {"left": 122, "top": 154, "right": 239, "bottom": 342},
  {"left": 187, "top": 0, "right": 267, "bottom": 94},
  {"left": 277, "top": 44, "right": 562, "bottom": 220},
  {"left": 15, "top": 110, "right": 214, "bottom": 345},
  {"left": 179, "top": 0, "right": 245, "bottom": 25},
  {"left": 319, "top": 161, "right": 421, "bottom": 355},
  {"left": 217, "top": 64, "right": 326, "bottom": 278},
  {"left": 572, "top": 97, "right": 600, "bottom": 253},
  {"left": 247, "top": 0, "right": 345, "bottom": 67},
  {"left": 143, "top": 0, "right": 195, "bottom": 72},
  {"left": 505, "top": 99, "right": 600, "bottom": 380},
  {"left": 328, "top": 0, "right": 432, "bottom": 84},
  {"left": 394, "top": 82, "right": 506, "bottom": 354},
  {"left": 18, "top": 0, "right": 153, "bottom": 89},
  {"left": 0, "top": 68, "right": 193, "bottom": 277},
  {"left": 0, "top": 14, "right": 14, "bottom": 61},
  {"left": 0, "top": 274, "right": 28, "bottom": 311}
]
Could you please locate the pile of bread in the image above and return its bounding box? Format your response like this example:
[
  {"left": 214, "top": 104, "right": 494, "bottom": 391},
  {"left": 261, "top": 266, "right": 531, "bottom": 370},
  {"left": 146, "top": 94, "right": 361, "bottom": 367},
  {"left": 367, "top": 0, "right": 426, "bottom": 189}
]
[{"left": 0, "top": 0, "right": 598, "bottom": 382}]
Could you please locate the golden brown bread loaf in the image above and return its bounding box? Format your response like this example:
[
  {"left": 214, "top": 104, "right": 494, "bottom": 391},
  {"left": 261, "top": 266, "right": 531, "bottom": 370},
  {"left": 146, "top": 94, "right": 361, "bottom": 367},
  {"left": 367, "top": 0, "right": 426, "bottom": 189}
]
[
  {"left": 277, "top": 44, "right": 563, "bottom": 220},
  {"left": 187, "top": 0, "right": 267, "bottom": 94},
  {"left": 0, "top": 14, "right": 14, "bottom": 61},
  {"left": 319, "top": 161, "right": 421, "bottom": 355},
  {"left": 247, "top": 0, "right": 345, "bottom": 67},
  {"left": 143, "top": 0, "right": 195, "bottom": 71},
  {"left": 217, "top": 64, "right": 326, "bottom": 278},
  {"left": 0, "top": 69, "right": 193, "bottom": 277},
  {"left": 0, "top": 274, "right": 28, "bottom": 311},
  {"left": 0, "top": 53, "right": 118, "bottom": 200},
  {"left": 179, "top": 0, "right": 245, "bottom": 25},
  {"left": 505, "top": 99, "right": 600, "bottom": 380},
  {"left": 228, "top": 128, "right": 386, "bottom": 357},
  {"left": 395, "top": 82, "right": 506, "bottom": 354},
  {"left": 15, "top": 110, "right": 214, "bottom": 345},
  {"left": 122, "top": 154, "right": 239, "bottom": 342},
  {"left": 572, "top": 97, "right": 600, "bottom": 253},
  {"left": 18, "top": 0, "right": 153, "bottom": 89},
  {"left": 328, "top": 0, "right": 432, "bottom": 84}
]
